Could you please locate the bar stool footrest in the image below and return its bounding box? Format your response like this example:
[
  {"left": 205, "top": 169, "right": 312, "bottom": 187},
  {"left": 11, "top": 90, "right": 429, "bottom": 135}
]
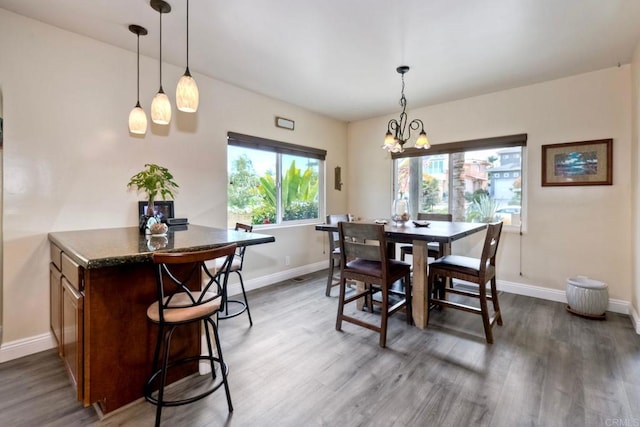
[
  {"left": 218, "top": 299, "right": 248, "bottom": 320},
  {"left": 144, "top": 355, "right": 229, "bottom": 407}
]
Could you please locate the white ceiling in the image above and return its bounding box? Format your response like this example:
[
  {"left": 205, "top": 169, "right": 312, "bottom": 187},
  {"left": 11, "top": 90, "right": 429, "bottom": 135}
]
[{"left": 2, "top": 0, "right": 640, "bottom": 122}]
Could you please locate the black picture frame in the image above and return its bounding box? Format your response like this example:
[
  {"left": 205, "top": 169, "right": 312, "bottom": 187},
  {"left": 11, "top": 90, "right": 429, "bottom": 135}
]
[{"left": 138, "top": 200, "right": 174, "bottom": 222}]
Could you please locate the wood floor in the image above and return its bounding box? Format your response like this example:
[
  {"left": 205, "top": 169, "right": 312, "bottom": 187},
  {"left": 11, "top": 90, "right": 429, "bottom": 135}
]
[{"left": 1, "top": 270, "right": 639, "bottom": 427}]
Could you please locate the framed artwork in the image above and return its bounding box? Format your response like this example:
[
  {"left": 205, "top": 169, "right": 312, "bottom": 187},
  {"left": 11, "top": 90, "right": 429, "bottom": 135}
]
[
  {"left": 138, "top": 200, "right": 174, "bottom": 221},
  {"left": 541, "top": 139, "right": 612, "bottom": 186}
]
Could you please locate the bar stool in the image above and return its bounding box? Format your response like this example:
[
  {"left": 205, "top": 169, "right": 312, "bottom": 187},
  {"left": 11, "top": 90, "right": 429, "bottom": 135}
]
[
  {"left": 211, "top": 223, "right": 254, "bottom": 326},
  {"left": 144, "top": 245, "right": 236, "bottom": 427}
]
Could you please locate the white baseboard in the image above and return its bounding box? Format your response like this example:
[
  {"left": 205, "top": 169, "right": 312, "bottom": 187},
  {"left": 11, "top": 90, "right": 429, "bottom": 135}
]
[
  {"left": 225, "top": 260, "right": 327, "bottom": 297},
  {"left": 0, "top": 332, "right": 56, "bottom": 363},
  {"left": 631, "top": 305, "right": 640, "bottom": 334},
  {"left": 2, "top": 264, "right": 638, "bottom": 363},
  {"left": 497, "top": 279, "right": 630, "bottom": 315}
]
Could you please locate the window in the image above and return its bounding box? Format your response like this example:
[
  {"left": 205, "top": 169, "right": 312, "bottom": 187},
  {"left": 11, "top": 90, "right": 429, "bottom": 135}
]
[
  {"left": 227, "top": 132, "right": 326, "bottom": 228},
  {"left": 392, "top": 134, "right": 526, "bottom": 228}
]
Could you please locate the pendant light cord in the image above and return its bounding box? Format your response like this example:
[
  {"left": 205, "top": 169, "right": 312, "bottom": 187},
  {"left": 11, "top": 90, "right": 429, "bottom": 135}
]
[
  {"left": 186, "top": 0, "right": 190, "bottom": 69},
  {"left": 159, "top": 8, "right": 163, "bottom": 91},
  {"left": 136, "top": 32, "right": 141, "bottom": 104}
]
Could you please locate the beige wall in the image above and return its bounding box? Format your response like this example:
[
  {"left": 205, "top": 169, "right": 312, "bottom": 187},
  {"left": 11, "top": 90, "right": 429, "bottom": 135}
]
[
  {"left": 631, "top": 42, "right": 640, "bottom": 319},
  {"left": 348, "top": 67, "right": 633, "bottom": 302},
  {"left": 0, "top": 9, "right": 348, "bottom": 345}
]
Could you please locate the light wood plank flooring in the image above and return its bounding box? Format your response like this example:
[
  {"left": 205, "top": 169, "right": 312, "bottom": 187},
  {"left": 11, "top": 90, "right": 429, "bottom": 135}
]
[{"left": 1, "top": 270, "right": 639, "bottom": 426}]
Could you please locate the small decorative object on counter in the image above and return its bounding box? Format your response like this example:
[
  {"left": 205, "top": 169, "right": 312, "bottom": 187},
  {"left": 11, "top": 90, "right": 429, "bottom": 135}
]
[
  {"left": 391, "top": 197, "right": 411, "bottom": 225},
  {"left": 148, "top": 221, "right": 168, "bottom": 236}
]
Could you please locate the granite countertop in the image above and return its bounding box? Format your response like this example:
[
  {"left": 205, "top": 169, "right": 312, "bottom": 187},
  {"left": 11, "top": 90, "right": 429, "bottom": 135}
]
[{"left": 48, "top": 224, "right": 275, "bottom": 269}]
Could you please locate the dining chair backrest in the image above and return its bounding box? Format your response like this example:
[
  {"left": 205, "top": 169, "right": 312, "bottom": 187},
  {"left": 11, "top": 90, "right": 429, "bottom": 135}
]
[
  {"left": 338, "top": 222, "right": 389, "bottom": 278},
  {"left": 479, "top": 222, "right": 503, "bottom": 275},
  {"left": 326, "top": 214, "right": 349, "bottom": 253},
  {"left": 417, "top": 212, "right": 453, "bottom": 222}
]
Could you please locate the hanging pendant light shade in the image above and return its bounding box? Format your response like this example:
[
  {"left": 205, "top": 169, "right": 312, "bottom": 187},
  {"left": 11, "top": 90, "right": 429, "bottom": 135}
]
[
  {"left": 150, "top": 0, "right": 172, "bottom": 125},
  {"left": 128, "top": 25, "right": 148, "bottom": 135},
  {"left": 176, "top": 0, "right": 199, "bottom": 112}
]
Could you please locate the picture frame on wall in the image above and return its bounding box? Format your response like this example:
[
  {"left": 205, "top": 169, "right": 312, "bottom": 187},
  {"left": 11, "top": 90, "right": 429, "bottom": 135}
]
[{"left": 541, "top": 139, "right": 613, "bottom": 187}]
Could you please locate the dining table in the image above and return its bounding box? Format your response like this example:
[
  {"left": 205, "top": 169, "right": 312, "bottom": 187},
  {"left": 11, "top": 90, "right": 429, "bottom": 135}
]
[{"left": 315, "top": 219, "right": 487, "bottom": 329}]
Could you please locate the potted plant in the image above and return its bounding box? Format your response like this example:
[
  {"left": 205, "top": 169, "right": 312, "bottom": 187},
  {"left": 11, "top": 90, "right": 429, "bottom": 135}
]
[{"left": 127, "top": 163, "right": 179, "bottom": 231}]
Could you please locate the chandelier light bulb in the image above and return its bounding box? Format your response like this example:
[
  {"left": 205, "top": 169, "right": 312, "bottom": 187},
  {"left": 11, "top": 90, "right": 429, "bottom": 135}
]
[
  {"left": 383, "top": 131, "right": 396, "bottom": 150},
  {"left": 415, "top": 131, "right": 430, "bottom": 149}
]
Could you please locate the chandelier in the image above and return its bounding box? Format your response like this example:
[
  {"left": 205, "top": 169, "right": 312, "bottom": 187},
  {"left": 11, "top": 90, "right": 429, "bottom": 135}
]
[{"left": 383, "top": 66, "right": 430, "bottom": 153}]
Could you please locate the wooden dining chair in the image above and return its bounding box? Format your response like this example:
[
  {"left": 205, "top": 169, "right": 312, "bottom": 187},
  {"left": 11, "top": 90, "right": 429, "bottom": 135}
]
[
  {"left": 426, "top": 222, "right": 503, "bottom": 343},
  {"left": 336, "top": 222, "right": 412, "bottom": 347},
  {"left": 325, "top": 214, "right": 350, "bottom": 296},
  {"left": 399, "top": 212, "right": 453, "bottom": 261}
]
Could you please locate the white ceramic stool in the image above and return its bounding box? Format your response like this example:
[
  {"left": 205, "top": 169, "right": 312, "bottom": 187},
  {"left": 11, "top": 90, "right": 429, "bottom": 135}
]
[{"left": 566, "top": 276, "right": 608, "bottom": 319}]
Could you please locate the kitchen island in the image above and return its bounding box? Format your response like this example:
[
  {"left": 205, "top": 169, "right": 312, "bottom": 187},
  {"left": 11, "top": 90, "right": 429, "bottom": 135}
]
[{"left": 48, "top": 224, "right": 275, "bottom": 414}]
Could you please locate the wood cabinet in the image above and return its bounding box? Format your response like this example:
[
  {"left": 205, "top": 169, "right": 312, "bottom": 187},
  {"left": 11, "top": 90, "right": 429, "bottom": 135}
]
[
  {"left": 62, "top": 277, "right": 83, "bottom": 400},
  {"left": 49, "top": 244, "right": 84, "bottom": 402},
  {"left": 49, "top": 263, "right": 62, "bottom": 351}
]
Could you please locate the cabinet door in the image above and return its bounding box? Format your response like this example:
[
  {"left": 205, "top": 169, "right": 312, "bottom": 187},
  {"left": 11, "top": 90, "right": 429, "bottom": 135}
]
[
  {"left": 62, "top": 277, "right": 84, "bottom": 401},
  {"left": 49, "top": 263, "right": 62, "bottom": 353}
]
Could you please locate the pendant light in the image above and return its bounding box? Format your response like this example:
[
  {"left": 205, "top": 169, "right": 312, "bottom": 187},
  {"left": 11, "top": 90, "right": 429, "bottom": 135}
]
[
  {"left": 128, "top": 25, "right": 148, "bottom": 135},
  {"left": 176, "top": 0, "right": 199, "bottom": 112},
  {"left": 150, "top": 0, "right": 172, "bottom": 125}
]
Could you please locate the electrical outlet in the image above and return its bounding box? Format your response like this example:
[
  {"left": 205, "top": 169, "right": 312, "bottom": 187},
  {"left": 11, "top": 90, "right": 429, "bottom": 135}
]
[{"left": 285, "top": 256, "right": 290, "bottom": 266}]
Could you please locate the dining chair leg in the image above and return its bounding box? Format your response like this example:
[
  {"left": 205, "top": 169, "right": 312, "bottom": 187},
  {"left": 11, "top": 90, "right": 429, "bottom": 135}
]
[
  {"left": 426, "top": 269, "right": 435, "bottom": 326},
  {"left": 490, "top": 277, "right": 503, "bottom": 326},
  {"left": 325, "top": 257, "right": 336, "bottom": 296},
  {"left": 336, "top": 277, "right": 347, "bottom": 331},
  {"left": 404, "top": 273, "right": 413, "bottom": 325},
  {"left": 479, "top": 284, "right": 493, "bottom": 344},
  {"left": 379, "top": 285, "right": 389, "bottom": 348}
]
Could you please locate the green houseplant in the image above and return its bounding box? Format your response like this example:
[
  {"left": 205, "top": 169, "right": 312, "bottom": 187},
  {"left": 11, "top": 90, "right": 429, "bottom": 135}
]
[{"left": 127, "top": 164, "right": 179, "bottom": 229}]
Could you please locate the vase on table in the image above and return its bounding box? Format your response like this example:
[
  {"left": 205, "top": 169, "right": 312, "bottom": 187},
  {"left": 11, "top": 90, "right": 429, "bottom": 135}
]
[{"left": 391, "top": 198, "right": 411, "bottom": 225}]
